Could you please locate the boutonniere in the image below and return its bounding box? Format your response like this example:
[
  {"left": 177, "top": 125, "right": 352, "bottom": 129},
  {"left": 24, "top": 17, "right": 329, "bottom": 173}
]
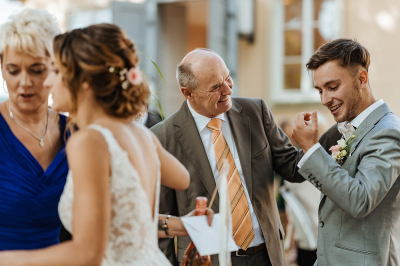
[
  {"left": 329, "top": 134, "right": 356, "bottom": 165},
  {"left": 338, "top": 122, "right": 356, "bottom": 140}
]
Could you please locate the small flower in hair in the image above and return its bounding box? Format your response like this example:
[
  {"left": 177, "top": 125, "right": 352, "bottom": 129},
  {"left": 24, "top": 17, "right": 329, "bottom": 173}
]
[
  {"left": 120, "top": 68, "right": 128, "bottom": 75},
  {"left": 107, "top": 65, "right": 142, "bottom": 90},
  {"left": 121, "top": 80, "right": 130, "bottom": 90},
  {"left": 126, "top": 66, "right": 143, "bottom": 86},
  {"left": 120, "top": 68, "right": 128, "bottom": 81}
]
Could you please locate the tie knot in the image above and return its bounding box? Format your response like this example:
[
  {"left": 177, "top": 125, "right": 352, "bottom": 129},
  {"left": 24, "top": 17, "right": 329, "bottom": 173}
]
[{"left": 207, "top": 119, "right": 222, "bottom": 131}]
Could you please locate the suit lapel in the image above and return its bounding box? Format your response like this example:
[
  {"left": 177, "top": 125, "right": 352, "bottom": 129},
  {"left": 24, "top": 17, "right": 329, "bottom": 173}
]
[
  {"left": 173, "top": 102, "right": 219, "bottom": 209},
  {"left": 347, "top": 103, "right": 392, "bottom": 158},
  {"left": 227, "top": 100, "right": 253, "bottom": 200},
  {"left": 319, "top": 103, "right": 392, "bottom": 209}
]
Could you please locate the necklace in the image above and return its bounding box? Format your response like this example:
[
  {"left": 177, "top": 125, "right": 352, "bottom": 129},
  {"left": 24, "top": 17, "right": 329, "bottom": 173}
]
[{"left": 8, "top": 102, "right": 50, "bottom": 148}]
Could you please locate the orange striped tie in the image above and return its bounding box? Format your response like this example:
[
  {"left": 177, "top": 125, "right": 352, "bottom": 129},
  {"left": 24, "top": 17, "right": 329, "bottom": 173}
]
[{"left": 207, "top": 118, "right": 254, "bottom": 250}]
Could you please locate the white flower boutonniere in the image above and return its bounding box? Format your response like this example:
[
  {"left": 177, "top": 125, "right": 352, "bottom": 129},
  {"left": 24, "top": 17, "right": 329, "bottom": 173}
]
[
  {"left": 338, "top": 122, "right": 356, "bottom": 140},
  {"left": 329, "top": 134, "right": 356, "bottom": 165}
]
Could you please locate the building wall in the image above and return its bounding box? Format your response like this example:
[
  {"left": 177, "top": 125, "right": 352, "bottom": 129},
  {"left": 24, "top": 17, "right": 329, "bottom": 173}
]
[
  {"left": 158, "top": 4, "right": 187, "bottom": 116},
  {"left": 345, "top": 0, "right": 400, "bottom": 117},
  {"left": 237, "top": 0, "right": 335, "bottom": 128},
  {"left": 237, "top": 0, "right": 400, "bottom": 129},
  {"left": 22, "top": 0, "right": 400, "bottom": 126}
]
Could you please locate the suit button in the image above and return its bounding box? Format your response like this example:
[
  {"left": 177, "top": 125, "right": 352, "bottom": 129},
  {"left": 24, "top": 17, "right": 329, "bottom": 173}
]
[{"left": 319, "top": 221, "right": 324, "bottom": 228}]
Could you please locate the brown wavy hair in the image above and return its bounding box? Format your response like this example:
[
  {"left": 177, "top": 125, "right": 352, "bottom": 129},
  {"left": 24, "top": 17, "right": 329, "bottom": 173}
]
[{"left": 53, "top": 23, "right": 150, "bottom": 124}]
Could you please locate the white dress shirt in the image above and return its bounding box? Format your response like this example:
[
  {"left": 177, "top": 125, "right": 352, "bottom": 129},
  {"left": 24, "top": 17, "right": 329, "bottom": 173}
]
[
  {"left": 298, "top": 99, "right": 384, "bottom": 168},
  {"left": 187, "top": 101, "right": 264, "bottom": 248}
]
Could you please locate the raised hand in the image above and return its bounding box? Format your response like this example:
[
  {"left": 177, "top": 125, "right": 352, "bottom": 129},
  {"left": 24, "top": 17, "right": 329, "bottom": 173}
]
[{"left": 292, "top": 111, "right": 319, "bottom": 154}]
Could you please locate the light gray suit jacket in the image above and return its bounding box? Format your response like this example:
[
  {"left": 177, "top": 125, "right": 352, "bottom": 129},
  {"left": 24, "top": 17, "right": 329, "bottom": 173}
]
[
  {"left": 300, "top": 103, "right": 400, "bottom": 266},
  {"left": 152, "top": 98, "right": 304, "bottom": 266}
]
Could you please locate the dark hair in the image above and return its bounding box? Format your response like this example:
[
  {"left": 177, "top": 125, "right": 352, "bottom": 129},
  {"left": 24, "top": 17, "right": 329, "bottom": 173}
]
[
  {"left": 53, "top": 23, "right": 150, "bottom": 123},
  {"left": 306, "top": 39, "right": 370, "bottom": 72}
]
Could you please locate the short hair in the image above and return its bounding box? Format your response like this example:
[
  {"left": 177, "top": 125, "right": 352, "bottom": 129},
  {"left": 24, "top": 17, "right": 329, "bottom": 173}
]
[
  {"left": 0, "top": 8, "right": 60, "bottom": 61},
  {"left": 176, "top": 63, "right": 198, "bottom": 90},
  {"left": 195, "top": 47, "right": 217, "bottom": 54},
  {"left": 306, "top": 39, "right": 370, "bottom": 72}
]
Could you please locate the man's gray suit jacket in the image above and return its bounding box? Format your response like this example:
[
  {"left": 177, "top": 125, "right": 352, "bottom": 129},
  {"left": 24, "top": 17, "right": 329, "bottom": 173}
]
[
  {"left": 151, "top": 97, "right": 304, "bottom": 266},
  {"left": 301, "top": 103, "right": 400, "bottom": 266}
]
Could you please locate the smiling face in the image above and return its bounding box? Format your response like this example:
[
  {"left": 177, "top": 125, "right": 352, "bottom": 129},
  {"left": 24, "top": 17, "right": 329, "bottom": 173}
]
[
  {"left": 185, "top": 54, "right": 233, "bottom": 118},
  {"left": 313, "top": 61, "right": 367, "bottom": 123},
  {"left": 1, "top": 47, "right": 51, "bottom": 112},
  {"left": 44, "top": 60, "right": 73, "bottom": 113}
]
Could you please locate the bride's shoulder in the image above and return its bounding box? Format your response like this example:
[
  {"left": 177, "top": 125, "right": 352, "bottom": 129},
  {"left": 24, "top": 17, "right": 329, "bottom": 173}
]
[
  {"left": 131, "top": 122, "right": 160, "bottom": 145},
  {"left": 66, "top": 128, "right": 109, "bottom": 157}
]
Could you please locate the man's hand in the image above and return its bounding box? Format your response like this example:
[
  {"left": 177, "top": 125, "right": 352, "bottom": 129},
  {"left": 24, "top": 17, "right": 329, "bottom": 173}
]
[
  {"left": 186, "top": 208, "right": 215, "bottom": 226},
  {"left": 292, "top": 111, "right": 319, "bottom": 153}
]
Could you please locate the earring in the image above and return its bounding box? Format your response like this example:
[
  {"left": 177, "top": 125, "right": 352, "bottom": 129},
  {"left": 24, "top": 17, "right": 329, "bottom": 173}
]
[{"left": 2, "top": 80, "right": 7, "bottom": 94}]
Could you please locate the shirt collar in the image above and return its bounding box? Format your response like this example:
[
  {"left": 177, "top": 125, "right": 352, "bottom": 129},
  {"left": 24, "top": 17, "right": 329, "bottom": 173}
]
[
  {"left": 349, "top": 99, "right": 384, "bottom": 128},
  {"left": 187, "top": 100, "right": 226, "bottom": 133}
]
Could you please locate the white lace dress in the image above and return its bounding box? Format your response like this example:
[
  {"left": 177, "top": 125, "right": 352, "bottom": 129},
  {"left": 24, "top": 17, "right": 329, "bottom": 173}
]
[{"left": 58, "top": 124, "right": 172, "bottom": 266}]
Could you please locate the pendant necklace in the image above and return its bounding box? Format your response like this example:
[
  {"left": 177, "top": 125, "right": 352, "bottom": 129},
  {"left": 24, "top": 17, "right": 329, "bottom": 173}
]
[{"left": 8, "top": 102, "right": 50, "bottom": 147}]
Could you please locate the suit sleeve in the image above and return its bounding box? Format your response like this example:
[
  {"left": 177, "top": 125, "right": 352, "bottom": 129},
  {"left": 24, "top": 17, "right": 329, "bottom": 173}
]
[
  {"left": 299, "top": 128, "right": 400, "bottom": 219},
  {"left": 260, "top": 99, "right": 304, "bottom": 183}
]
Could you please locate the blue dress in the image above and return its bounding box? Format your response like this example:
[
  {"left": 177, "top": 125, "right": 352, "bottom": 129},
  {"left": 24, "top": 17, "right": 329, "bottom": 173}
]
[{"left": 0, "top": 113, "right": 68, "bottom": 250}]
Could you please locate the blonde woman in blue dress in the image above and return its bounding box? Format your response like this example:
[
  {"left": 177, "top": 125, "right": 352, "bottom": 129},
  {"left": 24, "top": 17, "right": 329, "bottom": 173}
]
[
  {"left": 0, "top": 9, "right": 69, "bottom": 250},
  {"left": 0, "top": 23, "right": 197, "bottom": 265}
]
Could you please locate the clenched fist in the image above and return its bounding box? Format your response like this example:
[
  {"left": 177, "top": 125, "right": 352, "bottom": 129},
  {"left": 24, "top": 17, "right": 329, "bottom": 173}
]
[{"left": 292, "top": 111, "right": 319, "bottom": 153}]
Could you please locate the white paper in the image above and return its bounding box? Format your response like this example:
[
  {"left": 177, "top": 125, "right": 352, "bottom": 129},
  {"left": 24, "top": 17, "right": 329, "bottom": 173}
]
[{"left": 181, "top": 214, "right": 238, "bottom": 256}]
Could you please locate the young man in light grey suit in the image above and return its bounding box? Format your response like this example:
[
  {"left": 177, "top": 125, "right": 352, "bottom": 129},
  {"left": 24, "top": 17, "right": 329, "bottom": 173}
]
[
  {"left": 292, "top": 39, "right": 400, "bottom": 266},
  {"left": 152, "top": 49, "right": 304, "bottom": 266}
]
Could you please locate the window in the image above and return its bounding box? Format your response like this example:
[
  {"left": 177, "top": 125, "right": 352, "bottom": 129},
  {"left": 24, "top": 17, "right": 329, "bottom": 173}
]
[{"left": 271, "top": 0, "right": 343, "bottom": 103}]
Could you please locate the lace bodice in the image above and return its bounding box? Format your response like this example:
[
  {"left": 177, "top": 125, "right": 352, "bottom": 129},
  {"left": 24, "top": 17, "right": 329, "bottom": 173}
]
[{"left": 58, "top": 124, "right": 171, "bottom": 266}]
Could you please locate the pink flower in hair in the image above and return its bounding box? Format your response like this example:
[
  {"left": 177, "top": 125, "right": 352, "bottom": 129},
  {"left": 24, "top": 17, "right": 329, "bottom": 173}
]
[{"left": 126, "top": 66, "right": 143, "bottom": 86}]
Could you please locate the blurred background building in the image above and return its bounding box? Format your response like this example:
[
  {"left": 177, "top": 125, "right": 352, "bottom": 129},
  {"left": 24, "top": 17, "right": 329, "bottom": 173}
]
[{"left": 1, "top": 0, "right": 400, "bottom": 124}]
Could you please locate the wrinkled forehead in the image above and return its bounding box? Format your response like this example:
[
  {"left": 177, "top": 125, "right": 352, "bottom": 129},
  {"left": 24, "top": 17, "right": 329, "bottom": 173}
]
[{"left": 193, "top": 56, "right": 229, "bottom": 85}]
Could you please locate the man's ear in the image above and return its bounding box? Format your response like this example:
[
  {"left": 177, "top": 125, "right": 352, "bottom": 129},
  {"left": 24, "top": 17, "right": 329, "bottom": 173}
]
[
  {"left": 181, "top": 87, "right": 193, "bottom": 100},
  {"left": 358, "top": 69, "right": 369, "bottom": 89}
]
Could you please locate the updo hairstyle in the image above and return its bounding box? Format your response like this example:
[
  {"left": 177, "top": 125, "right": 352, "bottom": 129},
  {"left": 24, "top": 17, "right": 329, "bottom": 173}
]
[
  {"left": 0, "top": 8, "right": 60, "bottom": 61},
  {"left": 53, "top": 23, "right": 150, "bottom": 119}
]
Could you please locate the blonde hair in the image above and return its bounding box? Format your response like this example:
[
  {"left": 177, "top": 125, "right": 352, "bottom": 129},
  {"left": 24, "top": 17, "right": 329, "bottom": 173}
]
[{"left": 0, "top": 8, "right": 60, "bottom": 61}]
